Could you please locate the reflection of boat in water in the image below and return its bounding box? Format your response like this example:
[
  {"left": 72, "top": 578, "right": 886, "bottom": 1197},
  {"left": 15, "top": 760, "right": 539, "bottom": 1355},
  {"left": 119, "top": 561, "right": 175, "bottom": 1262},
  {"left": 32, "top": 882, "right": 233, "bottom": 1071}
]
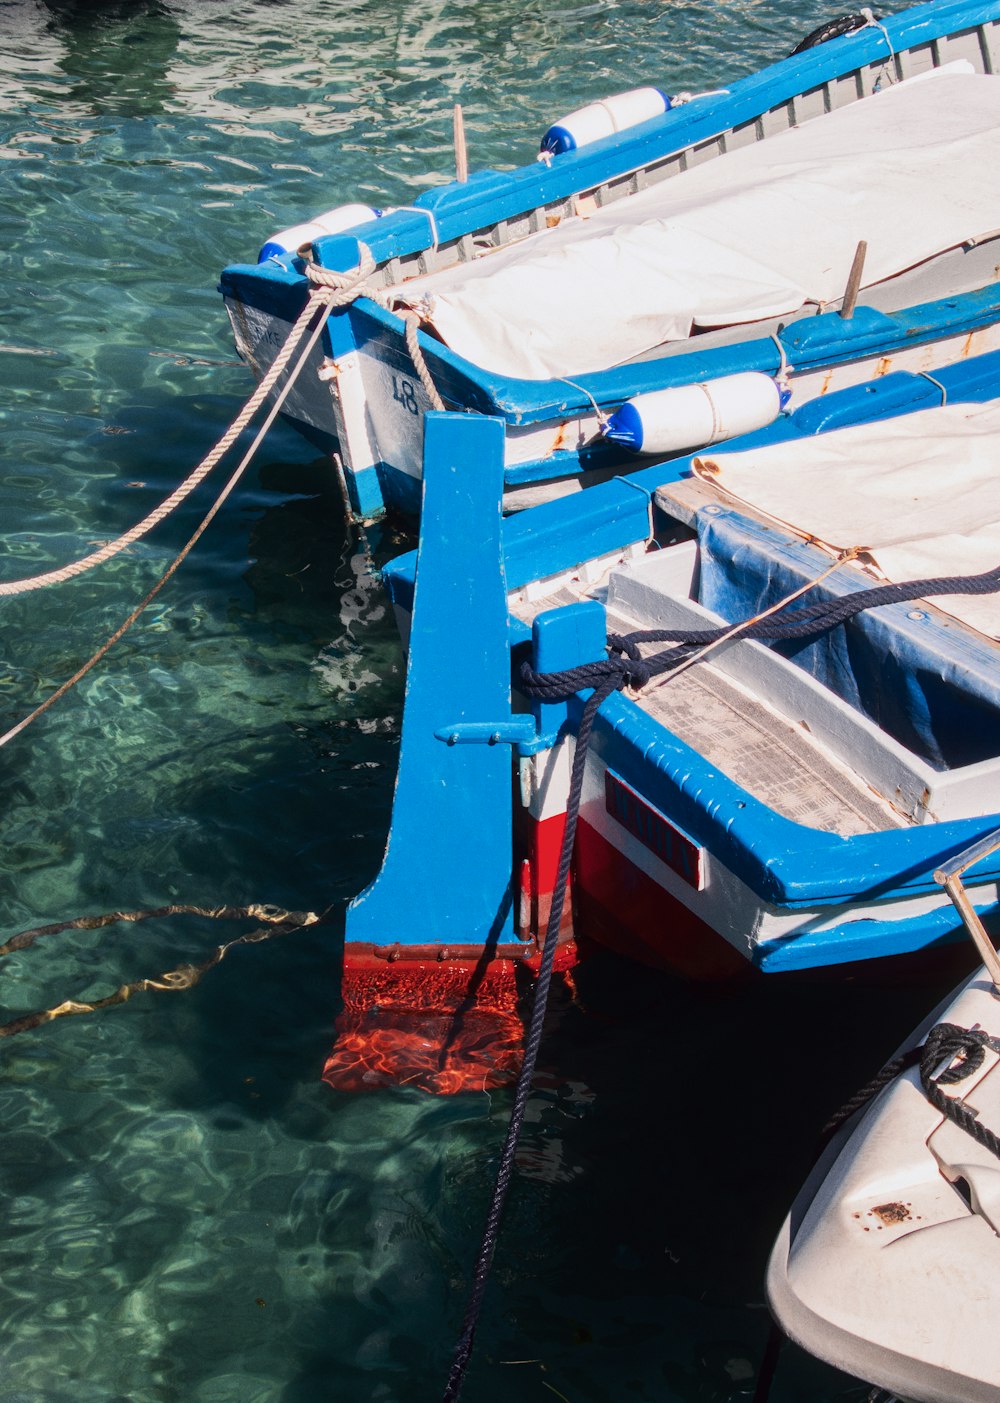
[
  {"left": 39, "top": 0, "right": 181, "bottom": 117},
  {"left": 329, "top": 341, "right": 1000, "bottom": 1089},
  {"left": 221, "top": 0, "right": 1000, "bottom": 520},
  {"left": 767, "top": 835, "right": 1000, "bottom": 1402}
]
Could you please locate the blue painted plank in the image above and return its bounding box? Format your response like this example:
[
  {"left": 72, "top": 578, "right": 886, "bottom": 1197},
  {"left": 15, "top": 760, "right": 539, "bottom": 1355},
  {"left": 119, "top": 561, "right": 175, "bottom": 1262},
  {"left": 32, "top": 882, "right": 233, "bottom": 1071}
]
[{"left": 346, "top": 412, "right": 519, "bottom": 948}]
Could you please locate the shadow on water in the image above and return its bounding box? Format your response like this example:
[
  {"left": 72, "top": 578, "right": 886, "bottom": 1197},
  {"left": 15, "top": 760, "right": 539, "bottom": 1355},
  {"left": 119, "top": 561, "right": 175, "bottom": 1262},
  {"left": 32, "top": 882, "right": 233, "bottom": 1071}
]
[
  {"left": 41, "top": 0, "right": 182, "bottom": 116},
  {"left": 259, "top": 937, "right": 980, "bottom": 1403}
]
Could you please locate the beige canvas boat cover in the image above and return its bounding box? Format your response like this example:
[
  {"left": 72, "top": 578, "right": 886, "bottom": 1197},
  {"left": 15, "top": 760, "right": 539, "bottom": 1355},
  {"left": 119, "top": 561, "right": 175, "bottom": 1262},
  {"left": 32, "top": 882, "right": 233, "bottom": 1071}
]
[
  {"left": 391, "top": 67, "right": 1000, "bottom": 380},
  {"left": 690, "top": 398, "right": 1000, "bottom": 639}
]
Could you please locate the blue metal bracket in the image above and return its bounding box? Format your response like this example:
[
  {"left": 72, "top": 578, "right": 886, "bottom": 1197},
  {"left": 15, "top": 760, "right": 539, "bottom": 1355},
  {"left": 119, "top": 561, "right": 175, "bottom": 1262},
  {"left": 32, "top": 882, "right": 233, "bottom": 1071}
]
[{"left": 434, "top": 718, "right": 537, "bottom": 746}]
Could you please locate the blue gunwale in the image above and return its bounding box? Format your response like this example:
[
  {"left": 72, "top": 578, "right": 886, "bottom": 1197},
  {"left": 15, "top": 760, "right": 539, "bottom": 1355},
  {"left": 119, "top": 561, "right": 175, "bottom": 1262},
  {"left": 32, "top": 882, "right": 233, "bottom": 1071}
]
[
  {"left": 332, "top": 281, "right": 1000, "bottom": 433},
  {"left": 382, "top": 347, "right": 1000, "bottom": 609},
  {"left": 585, "top": 692, "right": 1000, "bottom": 910}
]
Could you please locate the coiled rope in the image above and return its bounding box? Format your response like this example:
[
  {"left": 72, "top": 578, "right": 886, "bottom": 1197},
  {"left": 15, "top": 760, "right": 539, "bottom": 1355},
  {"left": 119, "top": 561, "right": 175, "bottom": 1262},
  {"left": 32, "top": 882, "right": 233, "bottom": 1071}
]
[
  {"left": 756, "top": 1018, "right": 1000, "bottom": 1403},
  {"left": 825, "top": 1021, "right": 1000, "bottom": 1157}
]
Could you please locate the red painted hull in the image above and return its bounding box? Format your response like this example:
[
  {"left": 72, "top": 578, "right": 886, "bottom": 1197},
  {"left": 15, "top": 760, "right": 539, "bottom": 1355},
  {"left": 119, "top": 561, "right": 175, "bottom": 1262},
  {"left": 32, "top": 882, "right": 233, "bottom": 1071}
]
[
  {"left": 573, "top": 818, "right": 751, "bottom": 981},
  {"left": 325, "top": 940, "right": 579, "bottom": 1094}
]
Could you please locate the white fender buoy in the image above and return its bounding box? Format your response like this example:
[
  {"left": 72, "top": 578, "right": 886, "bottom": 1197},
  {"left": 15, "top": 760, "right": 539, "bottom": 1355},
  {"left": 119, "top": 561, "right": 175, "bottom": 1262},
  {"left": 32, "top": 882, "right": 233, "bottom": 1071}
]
[
  {"left": 603, "top": 373, "right": 789, "bottom": 454},
  {"left": 258, "top": 203, "right": 381, "bottom": 262},
  {"left": 539, "top": 88, "right": 669, "bottom": 156}
]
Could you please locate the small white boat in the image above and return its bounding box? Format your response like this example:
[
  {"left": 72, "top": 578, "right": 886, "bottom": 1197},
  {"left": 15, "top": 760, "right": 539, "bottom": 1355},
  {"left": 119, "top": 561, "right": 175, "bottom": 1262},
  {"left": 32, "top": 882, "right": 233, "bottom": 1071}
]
[{"left": 767, "top": 839, "right": 1000, "bottom": 1403}]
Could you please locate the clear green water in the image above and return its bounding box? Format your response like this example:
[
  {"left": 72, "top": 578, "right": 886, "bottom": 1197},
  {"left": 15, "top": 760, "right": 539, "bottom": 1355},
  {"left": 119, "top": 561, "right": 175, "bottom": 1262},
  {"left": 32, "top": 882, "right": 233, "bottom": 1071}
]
[{"left": 0, "top": 2, "right": 976, "bottom": 1400}]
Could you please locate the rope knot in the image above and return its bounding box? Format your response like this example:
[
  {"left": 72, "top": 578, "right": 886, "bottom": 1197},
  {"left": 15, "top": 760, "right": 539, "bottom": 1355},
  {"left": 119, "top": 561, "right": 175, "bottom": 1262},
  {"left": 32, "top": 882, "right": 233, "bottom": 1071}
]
[
  {"left": 608, "top": 634, "right": 651, "bottom": 692},
  {"left": 617, "top": 655, "right": 651, "bottom": 691},
  {"left": 921, "top": 1022, "right": 990, "bottom": 1087},
  {"left": 303, "top": 242, "right": 383, "bottom": 308},
  {"left": 304, "top": 241, "right": 446, "bottom": 411}
]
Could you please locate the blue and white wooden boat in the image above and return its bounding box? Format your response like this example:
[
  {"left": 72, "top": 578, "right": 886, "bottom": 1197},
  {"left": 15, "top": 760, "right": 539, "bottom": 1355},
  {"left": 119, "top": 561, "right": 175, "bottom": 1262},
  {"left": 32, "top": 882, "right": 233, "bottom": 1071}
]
[
  {"left": 767, "top": 845, "right": 1000, "bottom": 1401},
  {"left": 220, "top": 0, "right": 1000, "bottom": 521},
  {"left": 328, "top": 346, "right": 1000, "bottom": 1089}
]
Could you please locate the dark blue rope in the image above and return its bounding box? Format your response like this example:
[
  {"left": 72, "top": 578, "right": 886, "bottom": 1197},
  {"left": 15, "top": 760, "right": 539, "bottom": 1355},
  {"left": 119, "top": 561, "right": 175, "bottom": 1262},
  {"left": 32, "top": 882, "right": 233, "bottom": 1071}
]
[
  {"left": 442, "top": 670, "right": 620, "bottom": 1402},
  {"left": 521, "top": 561, "right": 1000, "bottom": 703}
]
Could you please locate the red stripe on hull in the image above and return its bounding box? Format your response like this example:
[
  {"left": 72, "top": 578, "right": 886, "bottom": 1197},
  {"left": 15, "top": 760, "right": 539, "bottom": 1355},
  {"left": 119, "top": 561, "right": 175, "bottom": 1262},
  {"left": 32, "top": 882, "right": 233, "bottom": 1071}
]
[
  {"left": 573, "top": 818, "right": 751, "bottom": 981},
  {"left": 325, "top": 939, "right": 579, "bottom": 1094}
]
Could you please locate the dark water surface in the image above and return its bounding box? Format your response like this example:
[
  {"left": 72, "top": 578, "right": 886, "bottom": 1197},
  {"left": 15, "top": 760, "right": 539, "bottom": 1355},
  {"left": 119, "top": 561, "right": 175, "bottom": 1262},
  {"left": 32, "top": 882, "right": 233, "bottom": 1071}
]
[{"left": 0, "top": 2, "right": 974, "bottom": 1400}]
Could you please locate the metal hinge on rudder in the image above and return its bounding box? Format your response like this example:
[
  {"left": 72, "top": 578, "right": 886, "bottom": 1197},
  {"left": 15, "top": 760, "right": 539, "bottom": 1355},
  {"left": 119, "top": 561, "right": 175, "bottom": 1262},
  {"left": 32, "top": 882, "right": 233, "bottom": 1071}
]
[
  {"left": 434, "top": 719, "right": 536, "bottom": 747},
  {"left": 935, "top": 826, "right": 1000, "bottom": 991}
]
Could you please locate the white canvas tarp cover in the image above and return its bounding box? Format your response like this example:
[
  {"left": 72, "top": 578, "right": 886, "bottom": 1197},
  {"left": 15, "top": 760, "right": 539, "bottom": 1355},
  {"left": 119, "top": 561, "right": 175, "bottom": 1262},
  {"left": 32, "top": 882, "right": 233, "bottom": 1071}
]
[
  {"left": 391, "top": 68, "right": 1000, "bottom": 380},
  {"left": 690, "top": 399, "right": 1000, "bottom": 639}
]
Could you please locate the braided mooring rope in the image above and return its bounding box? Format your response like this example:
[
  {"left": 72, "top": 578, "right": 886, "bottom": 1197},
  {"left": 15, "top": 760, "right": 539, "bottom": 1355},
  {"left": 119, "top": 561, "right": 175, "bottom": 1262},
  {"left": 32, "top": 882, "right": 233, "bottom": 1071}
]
[
  {"left": 0, "top": 265, "right": 341, "bottom": 597},
  {"left": 0, "top": 242, "right": 445, "bottom": 598},
  {"left": 0, "top": 243, "right": 447, "bottom": 749}
]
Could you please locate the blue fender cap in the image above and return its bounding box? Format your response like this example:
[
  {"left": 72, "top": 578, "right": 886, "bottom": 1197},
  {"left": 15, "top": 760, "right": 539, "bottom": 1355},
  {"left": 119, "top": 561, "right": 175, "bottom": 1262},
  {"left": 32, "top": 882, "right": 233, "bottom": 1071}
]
[{"left": 603, "top": 401, "right": 644, "bottom": 451}]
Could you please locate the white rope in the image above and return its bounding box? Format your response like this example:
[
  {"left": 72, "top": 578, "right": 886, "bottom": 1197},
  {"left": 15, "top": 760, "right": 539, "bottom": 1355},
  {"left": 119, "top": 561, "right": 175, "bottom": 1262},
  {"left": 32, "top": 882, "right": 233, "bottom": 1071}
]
[
  {"left": 860, "top": 6, "right": 897, "bottom": 86},
  {"left": 769, "top": 332, "right": 792, "bottom": 394},
  {"left": 385, "top": 206, "right": 440, "bottom": 251},
  {"left": 0, "top": 248, "right": 383, "bottom": 599},
  {"left": 0, "top": 289, "right": 340, "bottom": 750},
  {"left": 917, "top": 371, "right": 948, "bottom": 407},
  {"left": 557, "top": 377, "right": 610, "bottom": 430}
]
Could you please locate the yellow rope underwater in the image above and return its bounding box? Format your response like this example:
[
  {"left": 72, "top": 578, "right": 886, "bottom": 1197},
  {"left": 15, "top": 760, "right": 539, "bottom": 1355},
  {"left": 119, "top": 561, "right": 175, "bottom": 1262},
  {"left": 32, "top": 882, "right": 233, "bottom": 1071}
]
[
  {"left": 0, "top": 906, "right": 324, "bottom": 1040},
  {"left": 0, "top": 902, "right": 310, "bottom": 956}
]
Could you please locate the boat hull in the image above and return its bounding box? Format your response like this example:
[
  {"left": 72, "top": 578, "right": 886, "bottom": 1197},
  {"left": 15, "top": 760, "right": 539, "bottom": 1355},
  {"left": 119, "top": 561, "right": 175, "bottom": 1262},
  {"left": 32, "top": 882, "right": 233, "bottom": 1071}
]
[{"left": 767, "top": 969, "right": 1000, "bottom": 1403}]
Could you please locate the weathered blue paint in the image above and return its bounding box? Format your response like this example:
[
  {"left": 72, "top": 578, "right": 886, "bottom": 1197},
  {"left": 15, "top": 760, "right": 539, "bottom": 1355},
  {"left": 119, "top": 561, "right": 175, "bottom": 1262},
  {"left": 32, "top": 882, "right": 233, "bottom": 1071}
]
[
  {"left": 348, "top": 462, "right": 391, "bottom": 521},
  {"left": 345, "top": 412, "right": 518, "bottom": 949},
  {"left": 586, "top": 693, "right": 1000, "bottom": 909},
  {"left": 752, "top": 900, "right": 991, "bottom": 972}
]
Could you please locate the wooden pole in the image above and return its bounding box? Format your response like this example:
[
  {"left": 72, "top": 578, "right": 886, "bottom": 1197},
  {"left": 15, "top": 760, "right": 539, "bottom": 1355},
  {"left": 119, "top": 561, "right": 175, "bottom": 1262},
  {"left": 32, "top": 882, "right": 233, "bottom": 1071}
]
[
  {"left": 453, "top": 103, "right": 469, "bottom": 183},
  {"left": 839, "top": 239, "right": 867, "bottom": 319}
]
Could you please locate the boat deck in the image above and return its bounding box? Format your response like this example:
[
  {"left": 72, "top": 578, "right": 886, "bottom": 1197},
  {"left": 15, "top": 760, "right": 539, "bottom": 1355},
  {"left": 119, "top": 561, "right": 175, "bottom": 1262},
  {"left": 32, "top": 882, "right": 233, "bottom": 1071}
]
[
  {"left": 509, "top": 584, "right": 907, "bottom": 835},
  {"left": 616, "top": 631, "right": 904, "bottom": 837}
]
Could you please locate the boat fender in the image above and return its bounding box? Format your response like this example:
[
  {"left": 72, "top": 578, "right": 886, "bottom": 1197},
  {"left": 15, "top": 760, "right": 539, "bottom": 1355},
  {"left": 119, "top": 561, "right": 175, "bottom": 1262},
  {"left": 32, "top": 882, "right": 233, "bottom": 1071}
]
[
  {"left": 539, "top": 88, "right": 669, "bottom": 156},
  {"left": 258, "top": 203, "right": 381, "bottom": 262},
  {"left": 602, "top": 373, "right": 790, "bottom": 455}
]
